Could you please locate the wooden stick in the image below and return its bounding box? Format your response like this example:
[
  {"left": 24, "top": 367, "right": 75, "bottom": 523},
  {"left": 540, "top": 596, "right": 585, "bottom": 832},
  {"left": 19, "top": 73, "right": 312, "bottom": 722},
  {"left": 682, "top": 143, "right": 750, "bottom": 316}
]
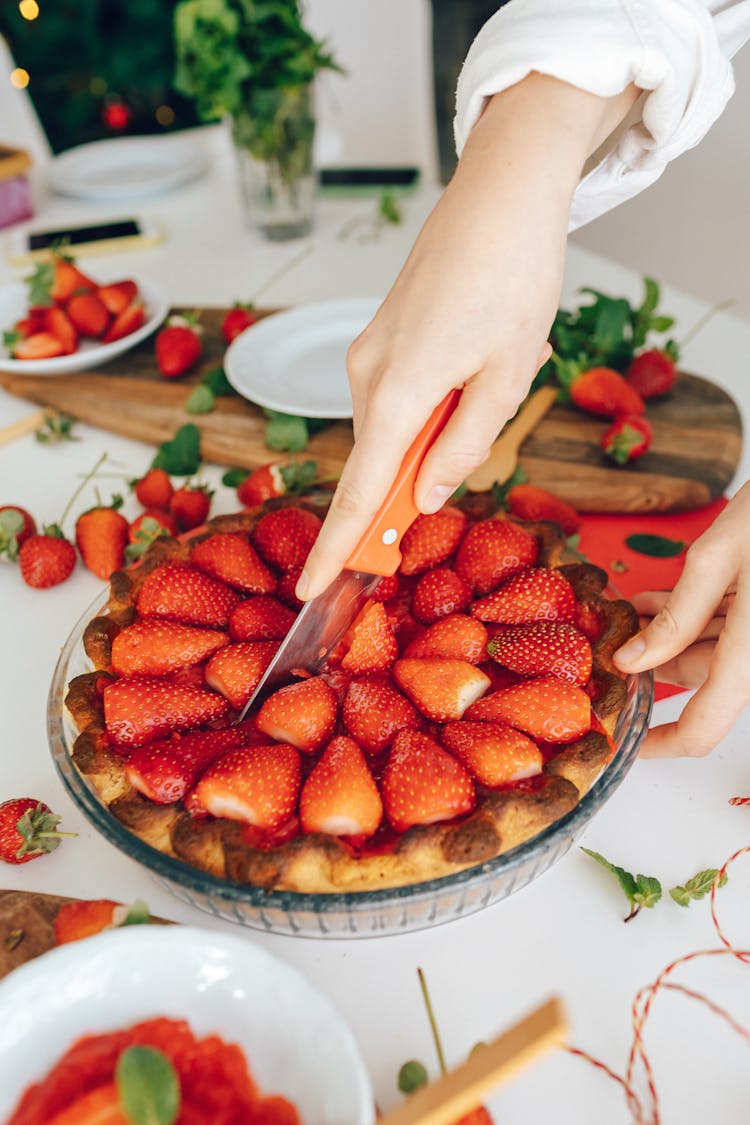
[
  {"left": 377, "top": 997, "right": 567, "bottom": 1125},
  {"left": 465, "top": 385, "right": 558, "bottom": 492},
  {"left": 0, "top": 409, "right": 49, "bottom": 448}
]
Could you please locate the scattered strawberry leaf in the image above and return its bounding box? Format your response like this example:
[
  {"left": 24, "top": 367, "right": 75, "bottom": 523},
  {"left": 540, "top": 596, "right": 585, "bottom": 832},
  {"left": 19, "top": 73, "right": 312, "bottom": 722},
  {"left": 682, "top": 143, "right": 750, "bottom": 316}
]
[
  {"left": 35, "top": 412, "right": 78, "bottom": 445},
  {"left": 121, "top": 899, "right": 151, "bottom": 926},
  {"left": 116, "top": 1045, "right": 180, "bottom": 1125},
  {"left": 0, "top": 509, "right": 25, "bottom": 561},
  {"left": 279, "top": 459, "right": 318, "bottom": 493},
  {"left": 201, "top": 366, "right": 236, "bottom": 396},
  {"left": 581, "top": 847, "right": 662, "bottom": 922},
  {"left": 624, "top": 533, "right": 687, "bottom": 558},
  {"left": 222, "top": 468, "right": 249, "bottom": 488},
  {"left": 185, "top": 384, "right": 215, "bottom": 415},
  {"left": 152, "top": 424, "right": 201, "bottom": 476},
  {"left": 669, "top": 868, "right": 728, "bottom": 907},
  {"left": 264, "top": 410, "right": 310, "bottom": 452},
  {"left": 379, "top": 190, "right": 403, "bottom": 225},
  {"left": 398, "top": 1060, "right": 428, "bottom": 1094}
]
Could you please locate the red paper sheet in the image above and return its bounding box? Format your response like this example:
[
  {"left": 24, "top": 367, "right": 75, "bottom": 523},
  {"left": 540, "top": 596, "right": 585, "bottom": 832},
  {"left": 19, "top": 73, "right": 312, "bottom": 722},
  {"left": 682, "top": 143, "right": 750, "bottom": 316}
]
[{"left": 576, "top": 498, "right": 728, "bottom": 701}]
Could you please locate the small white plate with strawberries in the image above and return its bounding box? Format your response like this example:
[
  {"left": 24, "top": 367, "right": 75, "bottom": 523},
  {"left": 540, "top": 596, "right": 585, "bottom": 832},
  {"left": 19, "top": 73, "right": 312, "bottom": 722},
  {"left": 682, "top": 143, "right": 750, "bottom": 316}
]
[{"left": 0, "top": 255, "right": 168, "bottom": 376}]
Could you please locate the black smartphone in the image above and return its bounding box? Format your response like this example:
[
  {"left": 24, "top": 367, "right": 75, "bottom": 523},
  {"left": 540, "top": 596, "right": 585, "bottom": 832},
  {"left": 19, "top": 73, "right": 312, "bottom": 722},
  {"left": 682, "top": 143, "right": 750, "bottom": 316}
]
[
  {"left": 6, "top": 217, "right": 162, "bottom": 263},
  {"left": 319, "top": 167, "right": 420, "bottom": 191}
]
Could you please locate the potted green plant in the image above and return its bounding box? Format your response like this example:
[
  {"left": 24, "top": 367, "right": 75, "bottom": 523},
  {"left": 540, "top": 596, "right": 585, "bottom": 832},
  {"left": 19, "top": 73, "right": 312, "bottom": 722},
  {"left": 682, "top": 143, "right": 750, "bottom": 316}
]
[{"left": 174, "top": 0, "right": 341, "bottom": 239}]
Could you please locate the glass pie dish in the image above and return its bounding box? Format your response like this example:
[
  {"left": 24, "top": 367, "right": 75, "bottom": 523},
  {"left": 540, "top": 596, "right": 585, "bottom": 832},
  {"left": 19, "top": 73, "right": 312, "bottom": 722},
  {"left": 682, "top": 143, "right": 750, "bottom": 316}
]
[{"left": 48, "top": 591, "right": 653, "bottom": 940}]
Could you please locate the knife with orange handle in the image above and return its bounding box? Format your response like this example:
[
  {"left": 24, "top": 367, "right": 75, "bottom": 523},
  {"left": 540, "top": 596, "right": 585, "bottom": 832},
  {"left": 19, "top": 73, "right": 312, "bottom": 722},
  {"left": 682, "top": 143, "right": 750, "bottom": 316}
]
[{"left": 237, "top": 389, "right": 461, "bottom": 720}]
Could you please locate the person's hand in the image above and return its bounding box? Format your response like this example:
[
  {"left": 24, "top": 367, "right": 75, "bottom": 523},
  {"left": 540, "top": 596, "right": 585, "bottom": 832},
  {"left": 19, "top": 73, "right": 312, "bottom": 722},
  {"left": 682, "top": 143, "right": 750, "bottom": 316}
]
[
  {"left": 296, "top": 73, "right": 640, "bottom": 601},
  {"left": 614, "top": 482, "right": 750, "bottom": 757}
]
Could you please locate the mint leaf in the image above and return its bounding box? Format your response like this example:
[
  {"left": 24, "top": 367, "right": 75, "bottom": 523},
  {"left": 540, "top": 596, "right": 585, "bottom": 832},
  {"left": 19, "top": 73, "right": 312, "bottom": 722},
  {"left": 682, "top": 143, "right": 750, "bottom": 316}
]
[
  {"left": 633, "top": 874, "right": 662, "bottom": 910},
  {"left": 202, "top": 366, "right": 236, "bottom": 396},
  {"left": 116, "top": 1046, "right": 180, "bottom": 1125},
  {"left": 670, "top": 868, "right": 728, "bottom": 907},
  {"left": 398, "top": 1060, "right": 428, "bottom": 1094},
  {"left": 152, "top": 424, "right": 201, "bottom": 476},
  {"left": 582, "top": 847, "right": 637, "bottom": 899},
  {"left": 222, "top": 468, "right": 249, "bottom": 488},
  {"left": 625, "top": 533, "right": 686, "bottom": 558},
  {"left": 379, "top": 190, "right": 403, "bottom": 225},
  {"left": 264, "top": 410, "right": 309, "bottom": 452},
  {"left": 185, "top": 385, "right": 215, "bottom": 415}
]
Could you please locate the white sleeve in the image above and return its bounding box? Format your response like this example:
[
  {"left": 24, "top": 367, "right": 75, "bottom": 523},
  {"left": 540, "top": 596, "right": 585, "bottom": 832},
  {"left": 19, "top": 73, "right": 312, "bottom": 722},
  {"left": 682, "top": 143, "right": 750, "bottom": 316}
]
[{"left": 454, "top": 0, "right": 750, "bottom": 229}]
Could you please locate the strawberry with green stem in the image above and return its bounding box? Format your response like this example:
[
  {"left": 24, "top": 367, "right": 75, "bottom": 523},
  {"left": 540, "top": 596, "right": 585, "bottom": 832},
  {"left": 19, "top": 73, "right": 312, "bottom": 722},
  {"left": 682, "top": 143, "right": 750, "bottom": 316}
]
[
  {"left": 0, "top": 798, "right": 77, "bottom": 865},
  {"left": 626, "top": 297, "right": 734, "bottom": 399},
  {"left": 155, "top": 312, "right": 203, "bottom": 378},
  {"left": 601, "top": 414, "right": 653, "bottom": 465},
  {"left": 75, "top": 489, "right": 130, "bottom": 580},
  {"left": 0, "top": 505, "right": 36, "bottom": 561}
]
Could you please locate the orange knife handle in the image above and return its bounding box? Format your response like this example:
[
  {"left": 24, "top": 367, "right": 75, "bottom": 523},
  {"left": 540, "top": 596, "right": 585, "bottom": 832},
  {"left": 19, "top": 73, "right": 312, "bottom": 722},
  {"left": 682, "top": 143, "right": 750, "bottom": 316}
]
[{"left": 345, "top": 389, "right": 461, "bottom": 576}]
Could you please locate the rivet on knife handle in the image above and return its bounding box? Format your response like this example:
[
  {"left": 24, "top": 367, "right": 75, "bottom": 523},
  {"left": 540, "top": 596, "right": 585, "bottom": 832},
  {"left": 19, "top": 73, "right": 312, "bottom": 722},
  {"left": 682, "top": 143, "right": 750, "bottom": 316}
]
[{"left": 344, "top": 389, "right": 461, "bottom": 577}]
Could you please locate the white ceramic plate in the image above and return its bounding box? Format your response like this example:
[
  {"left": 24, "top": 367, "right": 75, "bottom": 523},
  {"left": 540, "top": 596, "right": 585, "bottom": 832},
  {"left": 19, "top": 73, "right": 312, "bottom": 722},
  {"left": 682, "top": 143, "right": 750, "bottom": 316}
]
[
  {"left": 0, "top": 925, "right": 374, "bottom": 1124},
  {"left": 0, "top": 278, "right": 168, "bottom": 375},
  {"left": 47, "top": 135, "right": 208, "bottom": 201},
  {"left": 224, "top": 297, "right": 382, "bottom": 418}
]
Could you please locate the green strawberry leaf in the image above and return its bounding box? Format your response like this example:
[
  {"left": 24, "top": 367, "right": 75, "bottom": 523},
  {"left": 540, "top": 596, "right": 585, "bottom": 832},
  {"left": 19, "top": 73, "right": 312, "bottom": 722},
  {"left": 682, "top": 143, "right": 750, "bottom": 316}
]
[
  {"left": 35, "top": 413, "right": 79, "bottom": 445},
  {"left": 201, "top": 366, "right": 236, "bottom": 396},
  {"left": 25, "top": 259, "right": 54, "bottom": 307},
  {"left": 624, "top": 533, "right": 687, "bottom": 558},
  {"left": 222, "top": 468, "right": 249, "bottom": 488},
  {"left": 379, "top": 189, "right": 403, "bottom": 225},
  {"left": 264, "top": 409, "right": 310, "bottom": 452},
  {"left": 669, "top": 868, "right": 728, "bottom": 907},
  {"left": 185, "top": 384, "right": 215, "bottom": 415},
  {"left": 121, "top": 899, "right": 151, "bottom": 926},
  {"left": 116, "top": 1045, "right": 180, "bottom": 1125},
  {"left": 152, "top": 424, "right": 201, "bottom": 476},
  {"left": 279, "top": 459, "right": 318, "bottom": 493},
  {"left": 398, "top": 1060, "right": 428, "bottom": 1094}
]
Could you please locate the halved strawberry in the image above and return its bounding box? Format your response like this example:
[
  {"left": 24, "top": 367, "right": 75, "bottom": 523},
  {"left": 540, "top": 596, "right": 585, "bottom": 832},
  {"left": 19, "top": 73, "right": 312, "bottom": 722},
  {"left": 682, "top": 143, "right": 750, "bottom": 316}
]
[
  {"left": 412, "top": 568, "right": 471, "bottom": 623},
  {"left": 487, "top": 621, "right": 592, "bottom": 686},
  {"left": 48, "top": 253, "right": 96, "bottom": 303},
  {"left": 251, "top": 506, "right": 322, "bottom": 570},
  {"left": 191, "top": 743, "right": 301, "bottom": 831},
  {"left": 300, "top": 736, "right": 383, "bottom": 838},
  {"left": 111, "top": 619, "right": 228, "bottom": 678},
  {"left": 101, "top": 299, "right": 146, "bottom": 343},
  {"left": 191, "top": 532, "right": 276, "bottom": 594},
  {"left": 393, "top": 658, "right": 490, "bottom": 722},
  {"left": 466, "top": 676, "right": 591, "bottom": 743},
  {"left": 9, "top": 331, "right": 65, "bottom": 360},
  {"left": 440, "top": 721, "right": 542, "bottom": 786},
  {"left": 381, "top": 729, "right": 475, "bottom": 832},
  {"left": 53, "top": 899, "right": 119, "bottom": 945},
  {"left": 103, "top": 676, "right": 230, "bottom": 747},
  {"left": 341, "top": 600, "right": 398, "bottom": 675},
  {"left": 455, "top": 518, "right": 538, "bottom": 595},
  {"left": 137, "top": 563, "right": 240, "bottom": 628},
  {"left": 342, "top": 679, "right": 421, "bottom": 754},
  {"left": 404, "top": 614, "right": 488, "bottom": 664},
  {"left": 66, "top": 291, "right": 110, "bottom": 338},
  {"left": 97, "top": 279, "right": 138, "bottom": 315},
  {"left": 229, "top": 595, "right": 297, "bottom": 641},
  {"left": 45, "top": 1082, "right": 126, "bottom": 1124},
  {"left": 126, "top": 726, "right": 247, "bottom": 804},
  {"left": 471, "top": 566, "right": 577, "bottom": 625},
  {"left": 256, "top": 676, "right": 338, "bottom": 753},
  {"left": 399, "top": 507, "right": 467, "bottom": 576},
  {"left": 205, "top": 640, "right": 280, "bottom": 710},
  {"left": 43, "top": 306, "right": 78, "bottom": 354}
]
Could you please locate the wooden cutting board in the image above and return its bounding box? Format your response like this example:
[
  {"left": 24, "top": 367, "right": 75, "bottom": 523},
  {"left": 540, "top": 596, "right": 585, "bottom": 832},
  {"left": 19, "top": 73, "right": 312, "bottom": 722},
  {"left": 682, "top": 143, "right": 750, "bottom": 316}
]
[{"left": 0, "top": 306, "right": 742, "bottom": 512}]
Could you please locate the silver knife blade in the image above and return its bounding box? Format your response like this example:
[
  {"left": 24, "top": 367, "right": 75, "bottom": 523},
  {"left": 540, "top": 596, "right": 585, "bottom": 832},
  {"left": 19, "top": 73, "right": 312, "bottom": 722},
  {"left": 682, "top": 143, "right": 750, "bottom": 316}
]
[{"left": 236, "top": 568, "right": 382, "bottom": 721}]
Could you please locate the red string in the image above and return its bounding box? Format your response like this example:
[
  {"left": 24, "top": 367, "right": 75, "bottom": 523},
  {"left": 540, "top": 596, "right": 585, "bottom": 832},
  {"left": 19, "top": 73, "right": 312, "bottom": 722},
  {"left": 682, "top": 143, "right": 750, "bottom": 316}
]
[{"left": 564, "top": 842, "right": 750, "bottom": 1124}]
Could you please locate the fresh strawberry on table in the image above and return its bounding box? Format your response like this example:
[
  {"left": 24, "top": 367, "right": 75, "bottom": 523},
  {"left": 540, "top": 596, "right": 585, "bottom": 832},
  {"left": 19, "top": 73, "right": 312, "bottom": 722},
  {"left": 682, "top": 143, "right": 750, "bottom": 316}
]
[
  {"left": 505, "top": 484, "right": 580, "bottom": 535},
  {"left": 169, "top": 484, "right": 212, "bottom": 531},
  {"left": 342, "top": 679, "right": 420, "bottom": 754},
  {"left": 18, "top": 527, "right": 76, "bottom": 588},
  {"left": 156, "top": 313, "right": 203, "bottom": 377},
  {"left": 625, "top": 346, "right": 677, "bottom": 398},
  {"left": 126, "top": 727, "right": 248, "bottom": 804},
  {"left": 256, "top": 676, "right": 338, "bottom": 753},
  {"left": 471, "top": 566, "right": 577, "bottom": 626},
  {"left": 132, "top": 467, "right": 174, "bottom": 511},
  {"left": 103, "top": 676, "right": 230, "bottom": 748},
  {"left": 0, "top": 798, "right": 74, "bottom": 864},
  {"left": 191, "top": 532, "right": 276, "bottom": 594},
  {"left": 191, "top": 742, "right": 302, "bottom": 831},
  {"left": 394, "top": 658, "right": 491, "bottom": 722},
  {"left": 381, "top": 729, "right": 475, "bottom": 832},
  {"left": 237, "top": 462, "right": 286, "bottom": 508},
  {"left": 0, "top": 504, "right": 37, "bottom": 560},
  {"left": 205, "top": 640, "right": 280, "bottom": 710},
  {"left": 111, "top": 619, "right": 229, "bottom": 678},
  {"left": 466, "top": 675, "right": 591, "bottom": 743},
  {"left": 601, "top": 413, "right": 653, "bottom": 465},
  {"left": 126, "top": 511, "right": 177, "bottom": 561},
  {"left": 75, "top": 498, "right": 129, "bottom": 580},
  {"left": 299, "top": 735, "right": 383, "bottom": 838},
  {"left": 222, "top": 303, "right": 257, "bottom": 344},
  {"left": 137, "top": 563, "right": 240, "bottom": 628},
  {"left": 565, "top": 365, "right": 646, "bottom": 418},
  {"left": 399, "top": 507, "right": 468, "bottom": 576}
]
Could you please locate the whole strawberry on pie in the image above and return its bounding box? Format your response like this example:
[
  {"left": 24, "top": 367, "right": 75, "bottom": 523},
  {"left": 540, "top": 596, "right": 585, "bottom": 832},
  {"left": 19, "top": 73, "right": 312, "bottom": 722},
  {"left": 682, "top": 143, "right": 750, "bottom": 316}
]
[{"left": 64, "top": 493, "right": 639, "bottom": 894}]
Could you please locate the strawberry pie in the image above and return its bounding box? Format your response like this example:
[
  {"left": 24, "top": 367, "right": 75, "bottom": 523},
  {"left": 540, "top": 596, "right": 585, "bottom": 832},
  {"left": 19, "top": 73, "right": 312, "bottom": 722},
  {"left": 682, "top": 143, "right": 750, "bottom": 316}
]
[{"left": 64, "top": 493, "right": 639, "bottom": 894}]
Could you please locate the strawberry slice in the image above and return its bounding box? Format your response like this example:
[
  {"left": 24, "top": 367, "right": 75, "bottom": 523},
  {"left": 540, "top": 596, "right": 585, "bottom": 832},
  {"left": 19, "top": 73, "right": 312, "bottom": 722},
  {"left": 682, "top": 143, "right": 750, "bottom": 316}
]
[
  {"left": 97, "top": 279, "right": 138, "bottom": 315},
  {"left": 43, "top": 306, "right": 78, "bottom": 354},
  {"left": 66, "top": 291, "right": 110, "bottom": 338},
  {"left": 137, "top": 563, "right": 240, "bottom": 628},
  {"left": 191, "top": 532, "right": 277, "bottom": 594},
  {"left": 399, "top": 507, "right": 468, "bottom": 576},
  {"left": 111, "top": 619, "right": 228, "bottom": 677},
  {"left": 454, "top": 519, "right": 538, "bottom": 595},
  {"left": 101, "top": 299, "right": 146, "bottom": 343},
  {"left": 53, "top": 899, "right": 119, "bottom": 945},
  {"left": 103, "top": 676, "right": 230, "bottom": 748},
  {"left": 341, "top": 600, "right": 398, "bottom": 674},
  {"left": 191, "top": 743, "right": 301, "bottom": 831},
  {"left": 205, "top": 640, "right": 280, "bottom": 710},
  {"left": 342, "top": 679, "right": 420, "bottom": 754},
  {"left": 126, "top": 726, "right": 247, "bottom": 803},
  {"left": 471, "top": 566, "right": 577, "bottom": 625},
  {"left": 229, "top": 595, "right": 297, "bottom": 641},
  {"left": 441, "top": 721, "right": 542, "bottom": 786},
  {"left": 487, "top": 622, "right": 592, "bottom": 686},
  {"left": 404, "top": 614, "right": 488, "bottom": 664},
  {"left": 46, "top": 1082, "right": 127, "bottom": 1125},
  {"left": 251, "top": 506, "right": 322, "bottom": 570},
  {"left": 393, "top": 658, "right": 490, "bottom": 722},
  {"left": 382, "top": 729, "right": 475, "bottom": 832},
  {"left": 256, "top": 676, "right": 338, "bottom": 753},
  {"left": 412, "top": 568, "right": 471, "bottom": 623},
  {"left": 466, "top": 676, "right": 591, "bottom": 743},
  {"left": 9, "top": 331, "right": 65, "bottom": 360},
  {"left": 300, "top": 735, "right": 383, "bottom": 838}
]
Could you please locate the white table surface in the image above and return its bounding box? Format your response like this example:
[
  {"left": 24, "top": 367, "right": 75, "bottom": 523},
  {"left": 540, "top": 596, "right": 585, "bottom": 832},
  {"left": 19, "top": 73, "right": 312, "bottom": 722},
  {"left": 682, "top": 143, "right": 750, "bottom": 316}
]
[{"left": 1, "top": 126, "right": 750, "bottom": 1122}]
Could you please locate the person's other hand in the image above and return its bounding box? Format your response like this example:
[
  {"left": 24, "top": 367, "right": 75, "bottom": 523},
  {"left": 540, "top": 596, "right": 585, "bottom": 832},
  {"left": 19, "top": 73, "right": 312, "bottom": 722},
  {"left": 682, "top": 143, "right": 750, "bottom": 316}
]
[
  {"left": 614, "top": 483, "right": 750, "bottom": 757},
  {"left": 297, "top": 73, "right": 640, "bottom": 601}
]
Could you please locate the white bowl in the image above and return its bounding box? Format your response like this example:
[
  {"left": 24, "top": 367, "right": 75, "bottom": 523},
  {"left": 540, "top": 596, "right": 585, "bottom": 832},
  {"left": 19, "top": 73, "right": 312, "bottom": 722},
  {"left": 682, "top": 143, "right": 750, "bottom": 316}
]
[
  {"left": 0, "top": 925, "right": 374, "bottom": 1124},
  {"left": 0, "top": 278, "right": 168, "bottom": 376}
]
